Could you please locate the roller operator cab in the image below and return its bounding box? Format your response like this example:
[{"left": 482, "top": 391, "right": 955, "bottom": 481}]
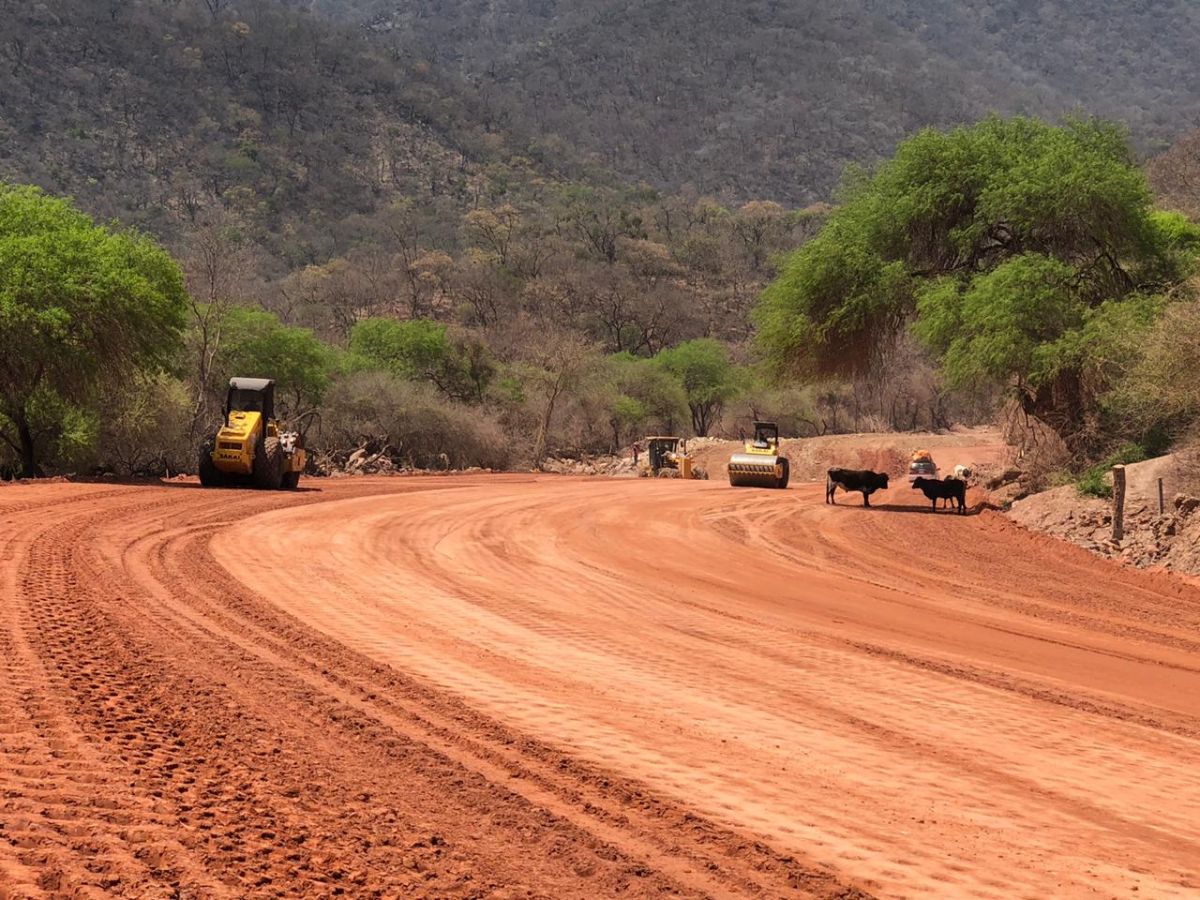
[
  {"left": 728, "top": 422, "right": 790, "bottom": 489},
  {"left": 198, "top": 377, "right": 306, "bottom": 489}
]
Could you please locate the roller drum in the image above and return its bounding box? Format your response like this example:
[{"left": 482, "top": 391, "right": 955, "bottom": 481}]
[{"left": 727, "top": 453, "right": 789, "bottom": 489}]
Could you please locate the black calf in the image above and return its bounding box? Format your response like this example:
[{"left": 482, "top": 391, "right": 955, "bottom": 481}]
[{"left": 911, "top": 476, "right": 966, "bottom": 513}]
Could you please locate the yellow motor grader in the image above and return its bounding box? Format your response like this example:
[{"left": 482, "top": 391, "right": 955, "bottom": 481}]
[
  {"left": 638, "top": 436, "right": 705, "bottom": 479},
  {"left": 727, "top": 421, "right": 790, "bottom": 489},
  {"left": 198, "top": 377, "right": 306, "bottom": 489}
]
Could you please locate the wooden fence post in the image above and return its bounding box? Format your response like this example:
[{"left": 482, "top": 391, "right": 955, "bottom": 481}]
[
  {"left": 1112, "top": 464, "right": 1126, "bottom": 543},
  {"left": 1158, "top": 477, "right": 1165, "bottom": 515}
]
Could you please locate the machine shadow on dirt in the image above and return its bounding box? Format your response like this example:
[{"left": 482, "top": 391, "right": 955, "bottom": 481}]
[{"left": 163, "top": 480, "right": 322, "bottom": 493}]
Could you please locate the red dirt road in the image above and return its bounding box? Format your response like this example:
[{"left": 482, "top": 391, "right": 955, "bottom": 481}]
[{"left": 2, "top": 475, "right": 1199, "bottom": 898}]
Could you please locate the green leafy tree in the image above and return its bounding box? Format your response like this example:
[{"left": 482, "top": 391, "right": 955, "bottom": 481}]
[
  {"left": 0, "top": 184, "right": 187, "bottom": 476},
  {"left": 654, "top": 338, "right": 741, "bottom": 436},
  {"left": 604, "top": 352, "right": 689, "bottom": 446},
  {"left": 349, "top": 318, "right": 449, "bottom": 379},
  {"left": 348, "top": 318, "right": 495, "bottom": 403},
  {"left": 758, "top": 117, "right": 1200, "bottom": 453},
  {"left": 211, "top": 307, "right": 331, "bottom": 423}
]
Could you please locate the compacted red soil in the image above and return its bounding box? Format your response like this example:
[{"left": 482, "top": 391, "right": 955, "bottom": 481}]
[{"left": 1, "top": 472, "right": 1197, "bottom": 898}]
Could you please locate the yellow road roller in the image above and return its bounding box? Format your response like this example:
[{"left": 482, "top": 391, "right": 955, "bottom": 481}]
[
  {"left": 728, "top": 421, "right": 789, "bottom": 489},
  {"left": 198, "top": 377, "right": 306, "bottom": 489}
]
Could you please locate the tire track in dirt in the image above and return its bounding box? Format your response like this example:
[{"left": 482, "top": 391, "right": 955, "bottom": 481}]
[
  {"left": 121, "top": 501, "right": 853, "bottom": 898},
  {"left": 0, "top": 487, "right": 228, "bottom": 899},
  {"left": 0, "top": 478, "right": 865, "bottom": 899},
  {"left": 732, "top": 487, "right": 1200, "bottom": 737},
  {"left": 215, "top": 477, "right": 1200, "bottom": 898},
  {"left": 6, "top": 472, "right": 1200, "bottom": 897}
]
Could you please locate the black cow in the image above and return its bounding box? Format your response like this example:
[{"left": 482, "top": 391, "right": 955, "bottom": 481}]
[
  {"left": 912, "top": 476, "right": 966, "bottom": 513},
  {"left": 826, "top": 468, "right": 889, "bottom": 507}
]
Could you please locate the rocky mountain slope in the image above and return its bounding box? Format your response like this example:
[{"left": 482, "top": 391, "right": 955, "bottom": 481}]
[
  {"left": 0, "top": 0, "right": 551, "bottom": 265},
  {"left": 310, "top": 0, "right": 1200, "bottom": 202}
]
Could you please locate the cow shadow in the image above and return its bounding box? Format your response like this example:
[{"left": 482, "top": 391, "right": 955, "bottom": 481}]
[{"left": 840, "top": 501, "right": 985, "bottom": 517}]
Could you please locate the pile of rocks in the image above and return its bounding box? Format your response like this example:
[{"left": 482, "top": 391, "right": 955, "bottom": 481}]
[
  {"left": 539, "top": 454, "right": 637, "bottom": 477},
  {"left": 1105, "top": 493, "right": 1200, "bottom": 571},
  {"left": 311, "top": 445, "right": 499, "bottom": 478},
  {"left": 981, "top": 466, "right": 1030, "bottom": 507},
  {"left": 310, "top": 446, "right": 399, "bottom": 477},
  {"left": 1009, "top": 484, "right": 1200, "bottom": 574}
]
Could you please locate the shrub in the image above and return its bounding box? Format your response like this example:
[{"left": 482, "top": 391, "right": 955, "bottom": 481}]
[
  {"left": 319, "top": 371, "right": 512, "bottom": 470},
  {"left": 1076, "top": 443, "right": 1150, "bottom": 499}
]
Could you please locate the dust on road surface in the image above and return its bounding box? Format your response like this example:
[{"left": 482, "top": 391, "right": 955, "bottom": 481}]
[{"left": 1, "top": 474, "right": 1198, "bottom": 898}]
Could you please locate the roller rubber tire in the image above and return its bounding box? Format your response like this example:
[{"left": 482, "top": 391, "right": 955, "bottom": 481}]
[
  {"left": 198, "top": 439, "right": 224, "bottom": 487},
  {"left": 776, "top": 457, "right": 790, "bottom": 489},
  {"left": 252, "top": 437, "right": 284, "bottom": 490}
]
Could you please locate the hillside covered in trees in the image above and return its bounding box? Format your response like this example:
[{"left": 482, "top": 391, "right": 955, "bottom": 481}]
[
  {"left": 0, "top": 0, "right": 549, "bottom": 266},
  {"left": 313, "top": 0, "right": 1200, "bottom": 202}
]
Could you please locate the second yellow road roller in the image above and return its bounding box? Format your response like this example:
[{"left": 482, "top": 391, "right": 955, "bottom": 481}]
[{"left": 727, "top": 421, "right": 789, "bottom": 489}]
